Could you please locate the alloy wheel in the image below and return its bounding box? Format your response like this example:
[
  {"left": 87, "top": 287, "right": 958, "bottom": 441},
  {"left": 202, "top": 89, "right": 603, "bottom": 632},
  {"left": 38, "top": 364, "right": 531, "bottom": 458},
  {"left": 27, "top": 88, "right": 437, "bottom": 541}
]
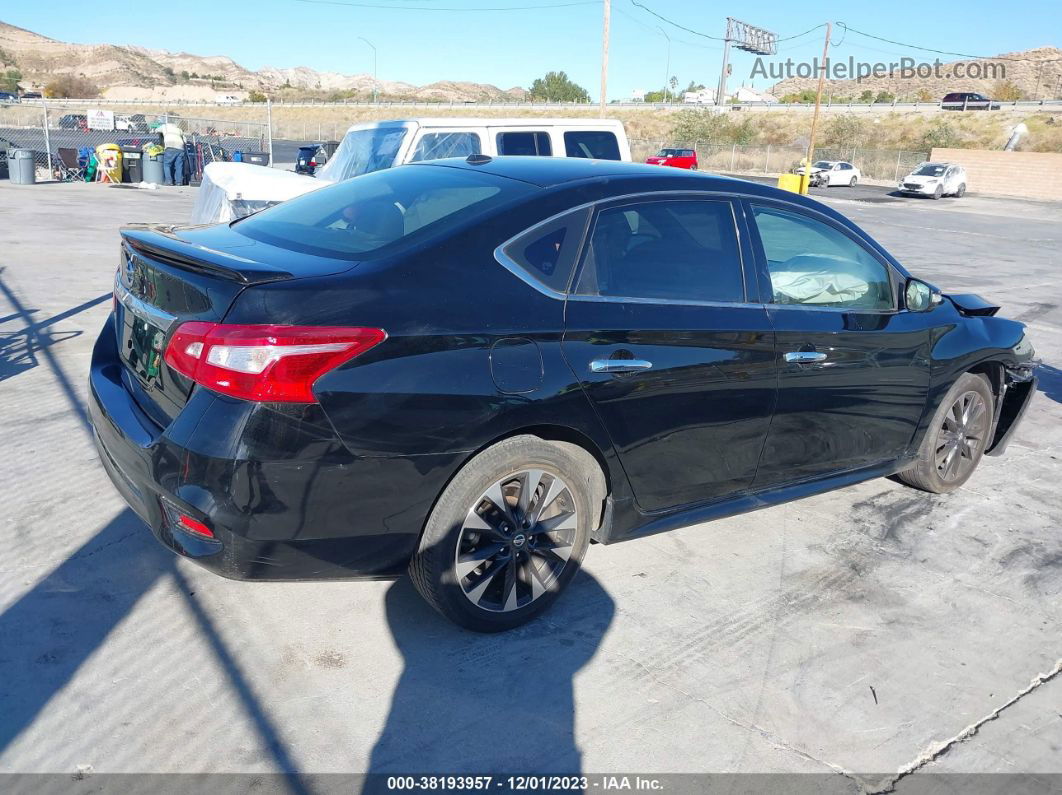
[
  {"left": 935, "top": 390, "right": 988, "bottom": 483},
  {"left": 455, "top": 469, "right": 578, "bottom": 613}
]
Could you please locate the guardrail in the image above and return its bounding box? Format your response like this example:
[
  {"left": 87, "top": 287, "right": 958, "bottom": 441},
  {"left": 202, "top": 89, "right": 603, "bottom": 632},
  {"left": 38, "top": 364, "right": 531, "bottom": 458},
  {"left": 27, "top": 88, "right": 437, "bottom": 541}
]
[{"left": 7, "top": 98, "right": 1062, "bottom": 111}]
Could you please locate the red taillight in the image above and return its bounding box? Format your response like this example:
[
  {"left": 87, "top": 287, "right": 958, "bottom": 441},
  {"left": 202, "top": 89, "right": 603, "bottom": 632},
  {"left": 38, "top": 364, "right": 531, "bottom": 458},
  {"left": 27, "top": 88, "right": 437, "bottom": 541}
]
[
  {"left": 178, "top": 514, "right": 214, "bottom": 538},
  {"left": 309, "top": 159, "right": 317, "bottom": 168},
  {"left": 163, "top": 323, "right": 386, "bottom": 403}
]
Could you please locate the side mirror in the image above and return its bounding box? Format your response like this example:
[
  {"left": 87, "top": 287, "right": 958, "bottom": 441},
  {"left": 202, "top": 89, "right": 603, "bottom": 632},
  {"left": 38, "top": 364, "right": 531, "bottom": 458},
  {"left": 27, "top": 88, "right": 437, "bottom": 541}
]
[{"left": 905, "top": 278, "right": 941, "bottom": 312}]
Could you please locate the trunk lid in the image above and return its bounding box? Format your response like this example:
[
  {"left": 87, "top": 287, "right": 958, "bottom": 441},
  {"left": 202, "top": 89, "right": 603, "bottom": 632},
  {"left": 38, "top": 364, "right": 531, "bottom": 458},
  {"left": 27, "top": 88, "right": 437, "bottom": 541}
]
[{"left": 115, "top": 223, "right": 358, "bottom": 426}]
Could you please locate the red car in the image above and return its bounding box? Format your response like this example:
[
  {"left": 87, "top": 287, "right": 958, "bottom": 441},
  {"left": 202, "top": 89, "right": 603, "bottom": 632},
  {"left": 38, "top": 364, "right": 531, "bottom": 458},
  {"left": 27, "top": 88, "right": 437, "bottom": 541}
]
[{"left": 645, "top": 147, "right": 698, "bottom": 170}]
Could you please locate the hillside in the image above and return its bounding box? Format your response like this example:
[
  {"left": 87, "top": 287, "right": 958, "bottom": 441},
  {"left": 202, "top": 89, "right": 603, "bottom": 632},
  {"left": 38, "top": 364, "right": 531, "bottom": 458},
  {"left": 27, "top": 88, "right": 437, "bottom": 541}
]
[
  {"left": 772, "top": 47, "right": 1062, "bottom": 101},
  {"left": 0, "top": 21, "right": 527, "bottom": 102}
]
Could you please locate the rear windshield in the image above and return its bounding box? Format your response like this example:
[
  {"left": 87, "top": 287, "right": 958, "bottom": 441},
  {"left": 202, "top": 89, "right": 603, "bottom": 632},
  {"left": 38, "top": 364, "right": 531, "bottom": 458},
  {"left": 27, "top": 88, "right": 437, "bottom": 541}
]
[{"left": 233, "top": 164, "right": 534, "bottom": 259}]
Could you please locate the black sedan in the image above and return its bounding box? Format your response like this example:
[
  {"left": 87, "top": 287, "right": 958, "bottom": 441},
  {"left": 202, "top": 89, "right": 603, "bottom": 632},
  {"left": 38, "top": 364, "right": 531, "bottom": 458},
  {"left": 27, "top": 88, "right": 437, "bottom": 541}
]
[{"left": 89, "top": 156, "right": 1037, "bottom": 631}]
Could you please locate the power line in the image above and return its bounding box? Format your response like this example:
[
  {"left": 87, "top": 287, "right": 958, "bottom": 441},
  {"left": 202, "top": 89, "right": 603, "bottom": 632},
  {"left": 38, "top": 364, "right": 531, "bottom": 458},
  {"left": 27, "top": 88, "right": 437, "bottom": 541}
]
[
  {"left": 836, "top": 22, "right": 1062, "bottom": 65},
  {"left": 294, "top": 0, "right": 600, "bottom": 10},
  {"left": 627, "top": 1, "right": 825, "bottom": 44}
]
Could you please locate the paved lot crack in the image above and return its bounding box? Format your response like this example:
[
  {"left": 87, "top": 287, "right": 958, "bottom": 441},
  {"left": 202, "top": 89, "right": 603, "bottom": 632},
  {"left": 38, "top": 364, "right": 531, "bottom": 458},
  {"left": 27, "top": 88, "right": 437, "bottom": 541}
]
[{"left": 865, "top": 658, "right": 1062, "bottom": 794}]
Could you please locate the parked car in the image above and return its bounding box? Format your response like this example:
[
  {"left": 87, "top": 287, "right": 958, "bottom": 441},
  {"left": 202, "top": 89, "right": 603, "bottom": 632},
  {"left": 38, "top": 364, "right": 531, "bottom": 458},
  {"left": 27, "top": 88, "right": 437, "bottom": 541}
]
[
  {"left": 795, "top": 160, "right": 861, "bottom": 187},
  {"left": 898, "top": 162, "right": 967, "bottom": 198},
  {"left": 941, "top": 92, "right": 1000, "bottom": 111},
  {"left": 215, "top": 95, "right": 243, "bottom": 105},
  {"left": 645, "top": 148, "right": 698, "bottom": 170},
  {"left": 0, "top": 91, "right": 18, "bottom": 103},
  {"left": 115, "top": 114, "right": 150, "bottom": 133},
  {"left": 58, "top": 114, "right": 88, "bottom": 131},
  {"left": 20, "top": 91, "right": 42, "bottom": 100},
  {"left": 295, "top": 144, "right": 322, "bottom": 175},
  {"left": 91, "top": 156, "right": 1037, "bottom": 631}
]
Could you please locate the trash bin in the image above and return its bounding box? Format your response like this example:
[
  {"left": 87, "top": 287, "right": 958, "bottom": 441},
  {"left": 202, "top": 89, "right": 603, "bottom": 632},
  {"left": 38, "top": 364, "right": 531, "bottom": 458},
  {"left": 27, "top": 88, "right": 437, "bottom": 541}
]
[
  {"left": 95, "top": 143, "right": 123, "bottom": 183},
  {"left": 120, "top": 147, "right": 143, "bottom": 183},
  {"left": 142, "top": 148, "right": 164, "bottom": 185},
  {"left": 242, "top": 152, "right": 270, "bottom": 166},
  {"left": 8, "top": 148, "right": 36, "bottom": 184}
]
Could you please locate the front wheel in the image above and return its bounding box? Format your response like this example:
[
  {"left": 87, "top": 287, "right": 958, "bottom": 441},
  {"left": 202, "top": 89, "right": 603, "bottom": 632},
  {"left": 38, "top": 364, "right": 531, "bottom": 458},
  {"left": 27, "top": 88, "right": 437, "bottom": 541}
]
[
  {"left": 897, "top": 373, "right": 994, "bottom": 493},
  {"left": 409, "top": 435, "right": 601, "bottom": 632},
  {"left": 955, "top": 183, "right": 966, "bottom": 198},
  {"left": 933, "top": 185, "right": 944, "bottom": 200}
]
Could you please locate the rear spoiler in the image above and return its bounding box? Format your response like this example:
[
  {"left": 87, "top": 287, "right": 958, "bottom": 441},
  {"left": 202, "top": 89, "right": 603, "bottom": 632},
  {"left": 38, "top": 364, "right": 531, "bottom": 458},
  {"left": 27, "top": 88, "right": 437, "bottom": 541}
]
[
  {"left": 945, "top": 293, "right": 1000, "bottom": 317},
  {"left": 120, "top": 224, "right": 293, "bottom": 284}
]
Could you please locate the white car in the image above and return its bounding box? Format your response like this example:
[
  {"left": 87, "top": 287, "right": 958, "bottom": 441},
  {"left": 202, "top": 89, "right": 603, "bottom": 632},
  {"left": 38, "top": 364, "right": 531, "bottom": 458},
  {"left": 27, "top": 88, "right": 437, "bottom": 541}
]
[
  {"left": 215, "top": 95, "right": 243, "bottom": 105},
  {"left": 795, "top": 160, "right": 861, "bottom": 187},
  {"left": 898, "top": 162, "right": 967, "bottom": 199}
]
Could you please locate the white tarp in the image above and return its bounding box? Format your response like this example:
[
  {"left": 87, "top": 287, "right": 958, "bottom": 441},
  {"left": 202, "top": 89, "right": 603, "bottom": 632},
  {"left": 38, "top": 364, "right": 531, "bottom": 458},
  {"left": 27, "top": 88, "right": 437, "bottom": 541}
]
[{"left": 190, "top": 162, "right": 326, "bottom": 224}]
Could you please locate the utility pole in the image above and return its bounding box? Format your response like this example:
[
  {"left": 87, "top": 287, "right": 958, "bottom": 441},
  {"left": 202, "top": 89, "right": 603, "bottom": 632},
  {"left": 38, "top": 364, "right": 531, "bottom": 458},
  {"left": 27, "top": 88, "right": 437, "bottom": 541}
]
[
  {"left": 801, "top": 22, "right": 831, "bottom": 195},
  {"left": 657, "top": 26, "right": 671, "bottom": 104},
  {"left": 358, "top": 37, "right": 378, "bottom": 103},
  {"left": 600, "top": 0, "right": 610, "bottom": 116}
]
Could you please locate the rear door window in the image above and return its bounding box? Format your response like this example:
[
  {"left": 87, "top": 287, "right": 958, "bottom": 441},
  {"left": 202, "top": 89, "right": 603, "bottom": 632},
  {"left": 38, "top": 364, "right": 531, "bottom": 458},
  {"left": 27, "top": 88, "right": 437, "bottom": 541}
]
[
  {"left": 496, "top": 131, "right": 552, "bottom": 156},
  {"left": 563, "top": 131, "right": 621, "bottom": 160},
  {"left": 573, "top": 200, "right": 745, "bottom": 303},
  {"left": 409, "top": 132, "right": 482, "bottom": 162}
]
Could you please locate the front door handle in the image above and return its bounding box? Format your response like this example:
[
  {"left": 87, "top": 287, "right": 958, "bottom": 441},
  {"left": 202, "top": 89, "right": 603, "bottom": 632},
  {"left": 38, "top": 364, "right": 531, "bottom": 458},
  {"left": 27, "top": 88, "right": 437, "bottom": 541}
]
[
  {"left": 590, "top": 358, "right": 653, "bottom": 374},
  {"left": 784, "top": 351, "right": 828, "bottom": 364}
]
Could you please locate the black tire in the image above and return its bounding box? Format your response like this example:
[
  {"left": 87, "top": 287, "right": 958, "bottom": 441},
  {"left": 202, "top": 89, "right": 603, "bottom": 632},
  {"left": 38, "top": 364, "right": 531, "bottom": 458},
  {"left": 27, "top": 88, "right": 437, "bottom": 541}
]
[
  {"left": 933, "top": 185, "right": 944, "bottom": 200},
  {"left": 897, "top": 373, "right": 994, "bottom": 494},
  {"left": 409, "top": 435, "right": 602, "bottom": 632},
  {"left": 849, "top": 175, "right": 858, "bottom": 187},
  {"left": 955, "top": 183, "right": 966, "bottom": 198}
]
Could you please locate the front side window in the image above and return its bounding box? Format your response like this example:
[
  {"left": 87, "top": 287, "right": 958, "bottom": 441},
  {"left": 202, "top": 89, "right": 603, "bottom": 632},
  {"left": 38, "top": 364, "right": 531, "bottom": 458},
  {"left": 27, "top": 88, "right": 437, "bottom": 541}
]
[
  {"left": 751, "top": 205, "right": 894, "bottom": 310},
  {"left": 497, "top": 131, "right": 552, "bottom": 156},
  {"left": 574, "top": 200, "right": 744, "bottom": 303},
  {"left": 564, "top": 131, "right": 621, "bottom": 160},
  {"left": 409, "top": 132, "right": 482, "bottom": 162}
]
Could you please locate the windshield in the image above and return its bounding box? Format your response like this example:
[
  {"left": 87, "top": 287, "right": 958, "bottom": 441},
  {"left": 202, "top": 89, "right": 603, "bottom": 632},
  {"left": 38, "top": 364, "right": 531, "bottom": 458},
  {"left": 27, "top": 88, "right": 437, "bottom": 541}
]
[
  {"left": 314, "top": 126, "right": 408, "bottom": 182},
  {"left": 234, "top": 164, "right": 535, "bottom": 259},
  {"left": 914, "top": 164, "right": 947, "bottom": 176},
  {"left": 813, "top": 161, "right": 832, "bottom": 169},
  {"left": 656, "top": 149, "right": 679, "bottom": 156}
]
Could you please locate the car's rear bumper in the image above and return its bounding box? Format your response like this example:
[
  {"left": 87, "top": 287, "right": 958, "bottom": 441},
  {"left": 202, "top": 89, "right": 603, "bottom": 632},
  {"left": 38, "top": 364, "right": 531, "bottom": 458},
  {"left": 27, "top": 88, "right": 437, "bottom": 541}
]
[{"left": 88, "top": 315, "right": 454, "bottom": 581}]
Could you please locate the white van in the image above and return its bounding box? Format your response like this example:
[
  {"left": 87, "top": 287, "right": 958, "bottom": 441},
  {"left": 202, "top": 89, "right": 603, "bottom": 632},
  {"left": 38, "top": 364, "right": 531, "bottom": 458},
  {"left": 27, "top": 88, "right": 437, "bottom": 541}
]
[
  {"left": 191, "top": 117, "right": 630, "bottom": 224},
  {"left": 315, "top": 117, "right": 631, "bottom": 182}
]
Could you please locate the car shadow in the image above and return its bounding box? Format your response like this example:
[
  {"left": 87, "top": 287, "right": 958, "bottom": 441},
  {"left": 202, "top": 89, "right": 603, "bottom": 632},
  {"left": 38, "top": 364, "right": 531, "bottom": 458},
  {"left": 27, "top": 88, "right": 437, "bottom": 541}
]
[
  {"left": 1036, "top": 364, "right": 1062, "bottom": 405},
  {"left": 364, "top": 570, "right": 615, "bottom": 787}
]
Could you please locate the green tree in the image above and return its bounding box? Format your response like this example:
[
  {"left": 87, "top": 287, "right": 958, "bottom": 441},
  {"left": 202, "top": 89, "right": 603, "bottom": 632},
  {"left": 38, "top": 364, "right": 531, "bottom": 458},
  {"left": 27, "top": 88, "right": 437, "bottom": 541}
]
[
  {"left": 823, "top": 114, "right": 867, "bottom": 147},
  {"left": 247, "top": 90, "right": 268, "bottom": 103},
  {"left": 527, "top": 71, "right": 590, "bottom": 103},
  {"left": 874, "top": 90, "right": 895, "bottom": 103},
  {"left": 180, "top": 70, "right": 190, "bottom": 81},
  {"left": 43, "top": 74, "right": 99, "bottom": 98},
  {"left": 920, "top": 120, "right": 959, "bottom": 150},
  {"left": 992, "top": 79, "right": 1024, "bottom": 101},
  {"left": 781, "top": 89, "right": 817, "bottom": 103},
  {"left": 670, "top": 109, "right": 732, "bottom": 143},
  {"left": 0, "top": 68, "right": 22, "bottom": 94}
]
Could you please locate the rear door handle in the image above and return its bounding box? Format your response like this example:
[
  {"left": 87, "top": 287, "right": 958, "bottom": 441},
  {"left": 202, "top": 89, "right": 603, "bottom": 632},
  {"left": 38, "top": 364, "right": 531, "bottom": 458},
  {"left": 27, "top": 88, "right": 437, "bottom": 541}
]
[
  {"left": 784, "top": 351, "right": 827, "bottom": 364},
  {"left": 590, "top": 358, "right": 653, "bottom": 374}
]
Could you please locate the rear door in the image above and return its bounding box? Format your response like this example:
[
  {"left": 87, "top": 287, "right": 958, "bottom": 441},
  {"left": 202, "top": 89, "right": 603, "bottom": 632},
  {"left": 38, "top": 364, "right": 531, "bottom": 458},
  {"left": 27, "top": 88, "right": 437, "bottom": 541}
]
[
  {"left": 744, "top": 201, "right": 932, "bottom": 487},
  {"left": 492, "top": 128, "right": 554, "bottom": 157},
  {"left": 561, "top": 196, "right": 776, "bottom": 513}
]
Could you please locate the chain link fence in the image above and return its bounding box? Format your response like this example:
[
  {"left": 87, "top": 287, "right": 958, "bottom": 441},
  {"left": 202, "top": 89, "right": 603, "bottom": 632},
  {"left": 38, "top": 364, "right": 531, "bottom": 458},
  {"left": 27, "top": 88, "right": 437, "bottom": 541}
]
[
  {"left": 631, "top": 139, "right": 929, "bottom": 184},
  {"left": 0, "top": 102, "right": 269, "bottom": 183}
]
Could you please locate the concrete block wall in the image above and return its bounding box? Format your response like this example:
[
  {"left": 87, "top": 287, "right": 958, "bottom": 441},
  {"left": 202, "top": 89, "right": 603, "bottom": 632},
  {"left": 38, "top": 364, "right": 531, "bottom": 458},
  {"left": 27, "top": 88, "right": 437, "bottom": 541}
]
[{"left": 930, "top": 148, "right": 1062, "bottom": 201}]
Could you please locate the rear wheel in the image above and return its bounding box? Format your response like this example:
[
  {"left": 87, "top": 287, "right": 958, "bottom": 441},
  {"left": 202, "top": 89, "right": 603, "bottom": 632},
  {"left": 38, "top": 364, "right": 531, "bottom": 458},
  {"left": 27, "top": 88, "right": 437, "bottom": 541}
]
[
  {"left": 409, "top": 435, "right": 600, "bottom": 632},
  {"left": 955, "top": 183, "right": 966, "bottom": 198},
  {"left": 849, "top": 175, "right": 858, "bottom": 187},
  {"left": 897, "top": 373, "right": 994, "bottom": 493}
]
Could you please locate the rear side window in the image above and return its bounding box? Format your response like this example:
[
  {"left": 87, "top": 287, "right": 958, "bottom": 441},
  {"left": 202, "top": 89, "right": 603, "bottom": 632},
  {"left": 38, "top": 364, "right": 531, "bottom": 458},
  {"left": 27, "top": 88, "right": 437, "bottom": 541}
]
[
  {"left": 499, "top": 208, "right": 591, "bottom": 294},
  {"left": 409, "top": 132, "right": 482, "bottom": 162},
  {"left": 497, "top": 132, "right": 552, "bottom": 156},
  {"left": 574, "top": 200, "right": 744, "bottom": 303},
  {"left": 235, "top": 164, "right": 532, "bottom": 259},
  {"left": 564, "top": 131, "right": 621, "bottom": 160}
]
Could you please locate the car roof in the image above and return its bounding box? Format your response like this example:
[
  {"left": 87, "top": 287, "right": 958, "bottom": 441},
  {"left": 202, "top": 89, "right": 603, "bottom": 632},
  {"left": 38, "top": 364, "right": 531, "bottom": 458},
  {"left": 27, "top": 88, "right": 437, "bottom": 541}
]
[{"left": 343, "top": 117, "right": 627, "bottom": 135}]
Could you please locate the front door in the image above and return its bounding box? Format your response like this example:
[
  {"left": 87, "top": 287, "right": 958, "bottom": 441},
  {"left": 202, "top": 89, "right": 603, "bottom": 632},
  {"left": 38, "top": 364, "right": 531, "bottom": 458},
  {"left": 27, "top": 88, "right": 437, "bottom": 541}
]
[
  {"left": 562, "top": 196, "right": 777, "bottom": 513},
  {"left": 744, "top": 201, "right": 932, "bottom": 487}
]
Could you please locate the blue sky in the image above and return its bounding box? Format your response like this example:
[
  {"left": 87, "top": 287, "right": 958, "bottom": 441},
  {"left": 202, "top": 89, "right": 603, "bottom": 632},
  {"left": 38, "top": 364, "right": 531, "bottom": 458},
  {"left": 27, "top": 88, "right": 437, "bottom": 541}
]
[{"left": 3, "top": 0, "right": 1060, "bottom": 97}]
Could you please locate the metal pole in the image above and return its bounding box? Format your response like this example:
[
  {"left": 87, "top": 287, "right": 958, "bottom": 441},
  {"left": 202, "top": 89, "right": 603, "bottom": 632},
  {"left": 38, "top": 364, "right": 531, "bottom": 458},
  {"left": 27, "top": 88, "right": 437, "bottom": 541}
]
[
  {"left": 41, "top": 97, "right": 53, "bottom": 178},
  {"left": 657, "top": 26, "right": 671, "bottom": 104},
  {"left": 599, "top": 0, "right": 611, "bottom": 116},
  {"left": 266, "top": 96, "right": 274, "bottom": 167},
  {"left": 358, "top": 37, "right": 378, "bottom": 103},
  {"left": 801, "top": 22, "right": 831, "bottom": 194},
  {"left": 716, "top": 23, "right": 731, "bottom": 106}
]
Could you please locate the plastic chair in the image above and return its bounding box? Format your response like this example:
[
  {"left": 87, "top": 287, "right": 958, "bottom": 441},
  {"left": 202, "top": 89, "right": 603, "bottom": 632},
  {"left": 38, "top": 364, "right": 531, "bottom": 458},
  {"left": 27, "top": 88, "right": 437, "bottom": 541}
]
[{"left": 56, "top": 148, "right": 85, "bottom": 182}]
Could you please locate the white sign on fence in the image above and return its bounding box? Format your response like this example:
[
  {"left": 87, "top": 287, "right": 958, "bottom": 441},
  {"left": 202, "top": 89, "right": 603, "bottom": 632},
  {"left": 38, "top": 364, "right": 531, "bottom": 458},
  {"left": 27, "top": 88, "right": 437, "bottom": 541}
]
[{"left": 87, "top": 109, "right": 115, "bottom": 131}]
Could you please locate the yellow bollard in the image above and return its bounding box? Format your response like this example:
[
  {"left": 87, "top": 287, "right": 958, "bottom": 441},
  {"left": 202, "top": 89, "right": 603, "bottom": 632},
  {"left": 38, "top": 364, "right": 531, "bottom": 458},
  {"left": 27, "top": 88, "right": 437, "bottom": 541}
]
[{"left": 776, "top": 173, "right": 802, "bottom": 193}]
